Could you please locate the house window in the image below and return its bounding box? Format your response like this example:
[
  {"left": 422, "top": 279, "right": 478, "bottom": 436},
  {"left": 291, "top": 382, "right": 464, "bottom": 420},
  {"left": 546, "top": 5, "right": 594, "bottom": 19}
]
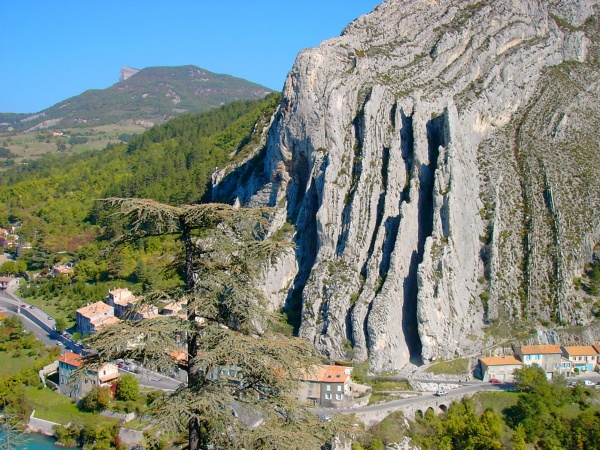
[
  {"left": 326, "top": 385, "right": 331, "bottom": 391},
  {"left": 325, "top": 393, "right": 332, "bottom": 400},
  {"left": 337, "top": 385, "right": 342, "bottom": 392},
  {"left": 526, "top": 355, "right": 531, "bottom": 361},
  {"left": 309, "top": 382, "right": 314, "bottom": 388},
  {"left": 336, "top": 394, "right": 343, "bottom": 400}
]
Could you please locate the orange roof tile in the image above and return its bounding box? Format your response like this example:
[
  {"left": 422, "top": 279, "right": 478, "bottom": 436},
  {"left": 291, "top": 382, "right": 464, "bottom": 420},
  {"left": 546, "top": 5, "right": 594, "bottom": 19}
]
[
  {"left": 480, "top": 355, "right": 522, "bottom": 366},
  {"left": 563, "top": 345, "right": 599, "bottom": 357},
  {"left": 519, "top": 345, "right": 562, "bottom": 354},
  {"left": 319, "top": 365, "right": 350, "bottom": 383},
  {"left": 59, "top": 351, "right": 82, "bottom": 368},
  {"left": 77, "top": 301, "right": 113, "bottom": 318}
]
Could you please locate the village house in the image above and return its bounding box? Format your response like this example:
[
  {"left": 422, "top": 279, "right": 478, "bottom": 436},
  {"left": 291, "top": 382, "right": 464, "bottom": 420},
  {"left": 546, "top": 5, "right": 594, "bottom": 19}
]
[
  {"left": 129, "top": 304, "right": 160, "bottom": 321},
  {"left": 297, "top": 365, "right": 357, "bottom": 408},
  {"left": 52, "top": 262, "right": 74, "bottom": 276},
  {"left": 513, "top": 345, "right": 564, "bottom": 379},
  {"left": 0, "top": 276, "right": 19, "bottom": 291},
  {"left": 561, "top": 345, "right": 599, "bottom": 375},
  {"left": 58, "top": 351, "right": 120, "bottom": 399},
  {"left": 76, "top": 301, "right": 119, "bottom": 335},
  {"left": 105, "top": 287, "right": 137, "bottom": 318},
  {"left": 477, "top": 355, "right": 523, "bottom": 382},
  {"left": 160, "top": 300, "right": 186, "bottom": 316}
]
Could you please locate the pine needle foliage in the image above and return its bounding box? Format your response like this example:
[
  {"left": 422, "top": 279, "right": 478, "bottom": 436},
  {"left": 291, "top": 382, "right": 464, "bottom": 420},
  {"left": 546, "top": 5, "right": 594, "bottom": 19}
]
[{"left": 82, "top": 198, "right": 349, "bottom": 449}]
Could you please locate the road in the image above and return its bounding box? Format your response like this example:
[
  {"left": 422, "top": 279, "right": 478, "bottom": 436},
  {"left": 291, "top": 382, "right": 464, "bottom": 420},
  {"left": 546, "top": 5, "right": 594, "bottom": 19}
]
[
  {"left": 316, "top": 381, "right": 506, "bottom": 416},
  {"left": 0, "top": 289, "right": 84, "bottom": 354},
  {"left": 0, "top": 288, "right": 187, "bottom": 392},
  {"left": 120, "top": 366, "right": 186, "bottom": 391}
]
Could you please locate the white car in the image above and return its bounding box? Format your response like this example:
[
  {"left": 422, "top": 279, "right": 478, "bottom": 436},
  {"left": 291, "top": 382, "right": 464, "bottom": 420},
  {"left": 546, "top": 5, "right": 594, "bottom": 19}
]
[{"left": 435, "top": 390, "right": 448, "bottom": 396}]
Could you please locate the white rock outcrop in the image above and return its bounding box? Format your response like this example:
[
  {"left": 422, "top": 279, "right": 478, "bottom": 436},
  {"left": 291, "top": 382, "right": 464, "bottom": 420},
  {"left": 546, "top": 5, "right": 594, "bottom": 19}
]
[{"left": 215, "top": 0, "right": 600, "bottom": 372}]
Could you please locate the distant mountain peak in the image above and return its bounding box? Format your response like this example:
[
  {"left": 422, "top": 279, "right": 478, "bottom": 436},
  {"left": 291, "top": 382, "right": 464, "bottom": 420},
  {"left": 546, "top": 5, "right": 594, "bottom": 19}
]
[
  {"left": 0, "top": 65, "right": 274, "bottom": 132},
  {"left": 120, "top": 66, "right": 139, "bottom": 82}
]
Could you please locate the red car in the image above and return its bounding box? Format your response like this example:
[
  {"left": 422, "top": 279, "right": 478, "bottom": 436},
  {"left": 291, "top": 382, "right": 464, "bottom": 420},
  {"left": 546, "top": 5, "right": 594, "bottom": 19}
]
[{"left": 490, "top": 378, "right": 502, "bottom": 384}]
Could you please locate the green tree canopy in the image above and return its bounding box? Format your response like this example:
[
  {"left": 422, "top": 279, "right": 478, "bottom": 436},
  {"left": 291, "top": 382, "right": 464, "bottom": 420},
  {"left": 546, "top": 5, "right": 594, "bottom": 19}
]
[
  {"left": 116, "top": 373, "right": 139, "bottom": 402},
  {"left": 82, "top": 198, "right": 348, "bottom": 449}
]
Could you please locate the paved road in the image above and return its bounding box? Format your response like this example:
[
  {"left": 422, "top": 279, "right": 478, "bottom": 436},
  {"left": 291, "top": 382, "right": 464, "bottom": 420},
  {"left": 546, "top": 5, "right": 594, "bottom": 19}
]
[
  {"left": 119, "top": 366, "right": 186, "bottom": 391},
  {"left": 326, "top": 382, "right": 506, "bottom": 415},
  {"left": 0, "top": 289, "right": 84, "bottom": 354}
]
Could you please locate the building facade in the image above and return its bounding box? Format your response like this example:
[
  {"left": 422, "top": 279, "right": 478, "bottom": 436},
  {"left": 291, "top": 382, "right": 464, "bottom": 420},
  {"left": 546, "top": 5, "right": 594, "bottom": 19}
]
[
  {"left": 58, "top": 351, "right": 120, "bottom": 399},
  {"left": 106, "top": 288, "right": 137, "bottom": 318},
  {"left": 76, "top": 301, "right": 116, "bottom": 335},
  {"left": 297, "top": 365, "right": 355, "bottom": 408},
  {"left": 478, "top": 355, "right": 523, "bottom": 382},
  {"left": 561, "top": 345, "right": 599, "bottom": 375},
  {"left": 513, "top": 345, "right": 563, "bottom": 379}
]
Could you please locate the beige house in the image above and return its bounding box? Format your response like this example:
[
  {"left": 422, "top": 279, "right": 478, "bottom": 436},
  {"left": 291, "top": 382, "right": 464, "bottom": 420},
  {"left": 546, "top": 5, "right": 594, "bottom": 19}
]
[
  {"left": 130, "top": 304, "right": 159, "bottom": 320},
  {"left": 478, "top": 355, "right": 522, "bottom": 382},
  {"left": 0, "top": 276, "right": 19, "bottom": 291},
  {"left": 58, "top": 351, "right": 120, "bottom": 399},
  {"left": 52, "top": 263, "right": 74, "bottom": 276},
  {"left": 106, "top": 287, "right": 137, "bottom": 318},
  {"left": 76, "top": 301, "right": 118, "bottom": 335},
  {"left": 561, "top": 345, "right": 599, "bottom": 375},
  {"left": 513, "top": 345, "right": 563, "bottom": 379},
  {"left": 161, "top": 300, "right": 186, "bottom": 316}
]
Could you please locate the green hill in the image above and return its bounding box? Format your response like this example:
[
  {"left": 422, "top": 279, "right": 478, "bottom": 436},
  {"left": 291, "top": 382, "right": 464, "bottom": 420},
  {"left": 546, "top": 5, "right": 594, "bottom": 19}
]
[
  {"left": 0, "top": 93, "right": 281, "bottom": 254},
  {"left": 1, "top": 65, "right": 274, "bottom": 133}
]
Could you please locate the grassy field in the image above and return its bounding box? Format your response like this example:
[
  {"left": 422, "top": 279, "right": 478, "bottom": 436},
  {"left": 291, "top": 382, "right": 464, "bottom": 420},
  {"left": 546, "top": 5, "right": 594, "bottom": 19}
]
[
  {"left": 470, "top": 391, "right": 519, "bottom": 416},
  {"left": 17, "top": 293, "right": 75, "bottom": 329},
  {"left": 25, "top": 386, "right": 118, "bottom": 427},
  {"left": 0, "top": 349, "right": 43, "bottom": 376},
  {"left": 1, "top": 122, "right": 148, "bottom": 163},
  {"left": 425, "top": 358, "right": 469, "bottom": 375}
]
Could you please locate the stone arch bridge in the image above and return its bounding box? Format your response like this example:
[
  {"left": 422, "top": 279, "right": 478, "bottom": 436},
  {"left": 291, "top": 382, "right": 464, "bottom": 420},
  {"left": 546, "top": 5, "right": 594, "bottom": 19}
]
[{"left": 337, "top": 383, "right": 502, "bottom": 427}]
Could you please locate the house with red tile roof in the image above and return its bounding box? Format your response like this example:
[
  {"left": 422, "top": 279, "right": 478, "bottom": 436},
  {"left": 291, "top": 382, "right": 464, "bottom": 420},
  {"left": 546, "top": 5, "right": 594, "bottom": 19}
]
[
  {"left": 298, "top": 365, "right": 356, "bottom": 408},
  {"left": 58, "top": 351, "right": 120, "bottom": 399}
]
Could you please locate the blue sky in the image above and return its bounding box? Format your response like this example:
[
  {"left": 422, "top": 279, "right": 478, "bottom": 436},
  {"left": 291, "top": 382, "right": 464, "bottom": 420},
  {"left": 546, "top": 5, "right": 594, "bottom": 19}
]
[{"left": 1, "top": 1, "right": 382, "bottom": 114}]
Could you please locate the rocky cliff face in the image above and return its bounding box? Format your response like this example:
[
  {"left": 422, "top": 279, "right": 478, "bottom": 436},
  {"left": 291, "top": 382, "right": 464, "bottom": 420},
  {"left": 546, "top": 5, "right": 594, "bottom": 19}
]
[{"left": 213, "top": 0, "right": 600, "bottom": 372}]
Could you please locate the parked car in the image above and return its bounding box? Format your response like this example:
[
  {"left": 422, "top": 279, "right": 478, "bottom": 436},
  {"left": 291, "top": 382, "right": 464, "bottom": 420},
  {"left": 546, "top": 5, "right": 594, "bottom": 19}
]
[
  {"left": 583, "top": 380, "right": 595, "bottom": 386},
  {"left": 490, "top": 378, "right": 502, "bottom": 384},
  {"left": 435, "top": 390, "right": 448, "bottom": 396},
  {"left": 28, "top": 305, "right": 34, "bottom": 309},
  {"left": 21, "top": 304, "right": 27, "bottom": 308}
]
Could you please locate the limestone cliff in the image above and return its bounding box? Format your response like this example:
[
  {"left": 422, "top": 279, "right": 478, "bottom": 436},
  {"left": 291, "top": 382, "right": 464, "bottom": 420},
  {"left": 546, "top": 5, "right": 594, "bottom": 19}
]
[{"left": 213, "top": 0, "right": 600, "bottom": 372}]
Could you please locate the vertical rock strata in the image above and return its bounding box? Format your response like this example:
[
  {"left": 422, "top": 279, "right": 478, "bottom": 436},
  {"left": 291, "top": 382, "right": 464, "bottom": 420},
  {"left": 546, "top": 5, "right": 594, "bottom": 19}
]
[{"left": 215, "top": 0, "right": 600, "bottom": 372}]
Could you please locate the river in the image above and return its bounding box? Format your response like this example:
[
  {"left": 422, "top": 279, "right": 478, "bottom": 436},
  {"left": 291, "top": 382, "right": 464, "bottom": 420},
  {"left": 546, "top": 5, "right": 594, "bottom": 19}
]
[{"left": 12, "top": 432, "right": 78, "bottom": 449}]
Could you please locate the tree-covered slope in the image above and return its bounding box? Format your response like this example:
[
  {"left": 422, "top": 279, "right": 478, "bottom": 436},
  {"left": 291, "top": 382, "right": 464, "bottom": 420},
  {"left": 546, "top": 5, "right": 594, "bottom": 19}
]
[
  {"left": 0, "top": 93, "right": 281, "bottom": 252},
  {"left": 1, "top": 65, "right": 274, "bottom": 132}
]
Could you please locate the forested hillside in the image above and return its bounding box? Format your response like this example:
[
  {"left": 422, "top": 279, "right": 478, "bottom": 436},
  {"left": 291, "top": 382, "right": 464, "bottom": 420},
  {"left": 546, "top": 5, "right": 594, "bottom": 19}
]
[{"left": 0, "top": 93, "right": 280, "bottom": 255}]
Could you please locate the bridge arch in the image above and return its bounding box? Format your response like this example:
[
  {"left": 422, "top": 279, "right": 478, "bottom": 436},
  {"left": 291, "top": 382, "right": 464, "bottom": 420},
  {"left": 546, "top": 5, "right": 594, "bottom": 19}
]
[
  {"left": 438, "top": 404, "right": 448, "bottom": 414},
  {"left": 415, "top": 409, "right": 424, "bottom": 419}
]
